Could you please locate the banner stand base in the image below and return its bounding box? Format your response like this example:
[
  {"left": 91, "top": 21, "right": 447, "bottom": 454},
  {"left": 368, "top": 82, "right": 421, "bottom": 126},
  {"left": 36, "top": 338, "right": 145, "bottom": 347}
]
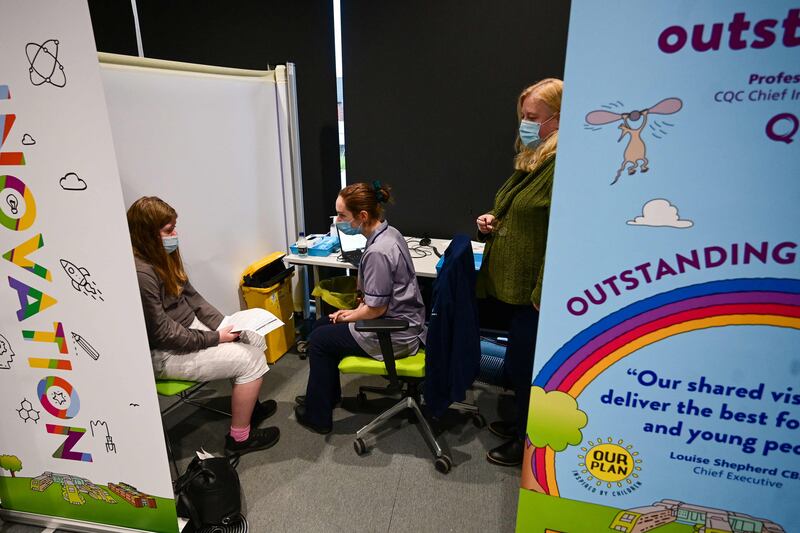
[{"left": 0, "top": 508, "right": 182, "bottom": 533}]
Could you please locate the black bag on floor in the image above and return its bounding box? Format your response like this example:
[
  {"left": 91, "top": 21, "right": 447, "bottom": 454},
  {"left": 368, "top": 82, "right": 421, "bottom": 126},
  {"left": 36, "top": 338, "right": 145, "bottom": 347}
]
[{"left": 175, "top": 454, "right": 242, "bottom": 529}]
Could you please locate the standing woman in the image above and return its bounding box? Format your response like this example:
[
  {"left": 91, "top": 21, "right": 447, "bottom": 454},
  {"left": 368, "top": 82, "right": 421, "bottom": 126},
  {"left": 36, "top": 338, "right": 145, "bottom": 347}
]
[
  {"left": 127, "top": 196, "right": 279, "bottom": 456},
  {"left": 295, "top": 182, "right": 427, "bottom": 434},
  {"left": 476, "top": 78, "right": 561, "bottom": 466}
]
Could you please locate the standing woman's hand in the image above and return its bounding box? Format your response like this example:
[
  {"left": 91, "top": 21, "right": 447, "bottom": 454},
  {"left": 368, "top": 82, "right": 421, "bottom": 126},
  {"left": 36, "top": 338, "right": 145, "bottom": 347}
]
[
  {"left": 476, "top": 213, "right": 496, "bottom": 234},
  {"left": 218, "top": 325, "right": 240, "bottom": 343}
]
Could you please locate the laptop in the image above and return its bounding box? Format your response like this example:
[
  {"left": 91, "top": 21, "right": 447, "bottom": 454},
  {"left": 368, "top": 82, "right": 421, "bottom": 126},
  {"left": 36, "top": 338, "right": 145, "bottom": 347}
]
[{"left": 336, "top": 225, "right": 367, "bottom": 265}]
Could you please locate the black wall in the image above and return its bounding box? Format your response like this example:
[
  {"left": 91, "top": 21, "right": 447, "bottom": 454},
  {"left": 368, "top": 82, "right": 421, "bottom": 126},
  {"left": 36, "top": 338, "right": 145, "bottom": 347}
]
[
  {"left": 342, "top": 1, "right": 571, "bottom": 238},
  {"left": 87, "top": 0, "right": 139, "bottom": 56},
  {"left": 87, "top": 0, "right": 340, "bottom": 234},
  {"left": 88, "top": 1, "right": 572, "bottom": 238}
]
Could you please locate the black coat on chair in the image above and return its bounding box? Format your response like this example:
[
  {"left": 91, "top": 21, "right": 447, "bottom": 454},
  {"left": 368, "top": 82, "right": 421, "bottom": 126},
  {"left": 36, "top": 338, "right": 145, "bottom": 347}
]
[{"left": 424, "top": 234, "right": 481, "bottom": 417}]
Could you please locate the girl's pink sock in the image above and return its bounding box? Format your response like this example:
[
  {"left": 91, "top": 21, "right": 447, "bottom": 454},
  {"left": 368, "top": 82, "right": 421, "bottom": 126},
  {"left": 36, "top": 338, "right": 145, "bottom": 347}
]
[{"left": 229, "top": 425, "right": 251, "bottom": 442}]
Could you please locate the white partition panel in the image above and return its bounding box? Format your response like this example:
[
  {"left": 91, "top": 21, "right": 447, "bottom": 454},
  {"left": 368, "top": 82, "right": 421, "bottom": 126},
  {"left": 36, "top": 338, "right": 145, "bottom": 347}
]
[{"left": 100, "top": 56, "right": 295, "bottom": 313}]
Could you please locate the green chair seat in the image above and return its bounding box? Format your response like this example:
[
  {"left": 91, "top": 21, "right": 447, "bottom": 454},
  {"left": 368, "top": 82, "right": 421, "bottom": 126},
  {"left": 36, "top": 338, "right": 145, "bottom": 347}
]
[
  {"left": 338, "top": 349, "right": 426, "bottom": 378},
  {"left": 155, "top": 379, "right": 198, "bottom": 396},
  {"left": 154, "top": 378, "right": 229, "bottom": 479}
]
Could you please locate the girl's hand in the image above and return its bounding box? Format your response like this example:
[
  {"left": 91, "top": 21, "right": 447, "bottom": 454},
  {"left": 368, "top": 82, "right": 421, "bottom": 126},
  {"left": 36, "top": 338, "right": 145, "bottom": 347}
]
[{"left": 218, "top": 325, "right": 240, "bottom": 343}]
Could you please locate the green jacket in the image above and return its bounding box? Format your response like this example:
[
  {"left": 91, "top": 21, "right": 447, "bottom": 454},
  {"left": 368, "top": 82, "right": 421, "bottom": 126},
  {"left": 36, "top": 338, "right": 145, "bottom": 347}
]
[{"left": 476, "top": 157, "right": 554, "bottom": 307}]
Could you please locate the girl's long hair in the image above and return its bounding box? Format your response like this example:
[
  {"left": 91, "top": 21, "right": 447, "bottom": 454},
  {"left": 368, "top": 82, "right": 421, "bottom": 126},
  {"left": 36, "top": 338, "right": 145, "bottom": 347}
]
[{"left": 127, "top": 196, "right": 188, "bottom": 296}]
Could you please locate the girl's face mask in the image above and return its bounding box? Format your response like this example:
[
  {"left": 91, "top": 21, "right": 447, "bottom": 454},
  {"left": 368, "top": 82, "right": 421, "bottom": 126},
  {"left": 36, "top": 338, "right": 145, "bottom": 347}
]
[{"left": 162, "top": 236, "right": 179, "bottom": 254}]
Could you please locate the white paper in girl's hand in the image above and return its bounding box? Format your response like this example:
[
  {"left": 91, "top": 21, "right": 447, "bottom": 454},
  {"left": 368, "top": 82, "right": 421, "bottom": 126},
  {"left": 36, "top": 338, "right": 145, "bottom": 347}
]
[{"left": 218, "top": 308, "right": 283, "bottom": 336}]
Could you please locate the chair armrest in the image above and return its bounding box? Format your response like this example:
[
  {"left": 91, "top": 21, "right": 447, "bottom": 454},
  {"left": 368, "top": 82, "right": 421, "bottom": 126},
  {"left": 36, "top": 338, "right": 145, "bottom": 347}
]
[
  {"left": 354, "top": 319, "right": 408, "bottom": 392},
  {"left": 355, "top": 319, "right": 409, "bottom": 333}
]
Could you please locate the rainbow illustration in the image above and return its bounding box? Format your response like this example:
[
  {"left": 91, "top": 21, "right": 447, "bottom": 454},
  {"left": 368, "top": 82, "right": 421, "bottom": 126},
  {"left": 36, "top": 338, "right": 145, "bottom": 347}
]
[{"left": 527, "top": 277, "right": 800, "bottom": 496}]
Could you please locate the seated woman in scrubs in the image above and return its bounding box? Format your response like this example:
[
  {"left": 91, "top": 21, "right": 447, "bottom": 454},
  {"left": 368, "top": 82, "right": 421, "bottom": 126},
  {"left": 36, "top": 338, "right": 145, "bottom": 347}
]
[{"left": 294, "top": 181, "right": 427, "bottom": 434}]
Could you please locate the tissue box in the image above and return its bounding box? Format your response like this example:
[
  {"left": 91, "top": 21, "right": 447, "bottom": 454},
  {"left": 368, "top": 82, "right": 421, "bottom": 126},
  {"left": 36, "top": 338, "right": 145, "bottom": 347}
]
[{"left": 290, "top": 234, "right": 340, "bottom": 257}]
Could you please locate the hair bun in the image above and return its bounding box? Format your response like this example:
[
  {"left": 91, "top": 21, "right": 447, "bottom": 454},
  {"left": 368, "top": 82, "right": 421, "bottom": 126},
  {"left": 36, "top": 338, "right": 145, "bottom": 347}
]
[{"left": 372, "top": 179, "right": 390, "bottom": 203}]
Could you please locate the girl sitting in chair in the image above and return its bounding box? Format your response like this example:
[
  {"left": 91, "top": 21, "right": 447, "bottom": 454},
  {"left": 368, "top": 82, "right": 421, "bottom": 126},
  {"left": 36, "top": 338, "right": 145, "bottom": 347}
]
[
  {"left": 295, "top": 182, "right": 427, "bottom": 434},
  {"left": 127, "top": 196, "right": 279, "bottom": 456}
]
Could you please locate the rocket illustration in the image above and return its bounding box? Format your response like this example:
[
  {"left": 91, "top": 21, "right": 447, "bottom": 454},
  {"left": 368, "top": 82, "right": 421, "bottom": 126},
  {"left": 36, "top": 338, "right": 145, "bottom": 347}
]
[{"left": 60, "top": 259, "right": 97, "bottom": 294}]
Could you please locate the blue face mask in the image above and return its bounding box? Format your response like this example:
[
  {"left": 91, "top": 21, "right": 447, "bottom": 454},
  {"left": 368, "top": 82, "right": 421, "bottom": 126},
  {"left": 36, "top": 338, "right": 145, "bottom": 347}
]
[
  {"left": 519, "top": 119, "right": 542, "bottom": 148},
  {"left": 162, "top": 236, "right": 179, "bottom": 254},
  {"left": 336, "top": 221, "right": 361, "bottom": 236}
]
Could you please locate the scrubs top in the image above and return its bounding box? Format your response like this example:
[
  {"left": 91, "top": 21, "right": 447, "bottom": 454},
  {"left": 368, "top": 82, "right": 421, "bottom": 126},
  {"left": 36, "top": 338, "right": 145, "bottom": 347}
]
[{"left": 350, "top": 220, "right": 427, "bottom": 359}]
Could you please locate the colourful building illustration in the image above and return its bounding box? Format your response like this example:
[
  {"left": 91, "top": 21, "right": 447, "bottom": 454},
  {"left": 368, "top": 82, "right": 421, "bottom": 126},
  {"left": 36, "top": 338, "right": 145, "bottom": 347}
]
[
  {"left": 29, "top": 474, "right": 52, "bottom": 492},
  {"left": 29, "top": 472, "right": 116, "bottom": 506},
  {"left": 610, "top": 499, "right": 785, "bottom": 533},
  {"left": 108, "top": 482, "right": 158, "bottom": 509}
]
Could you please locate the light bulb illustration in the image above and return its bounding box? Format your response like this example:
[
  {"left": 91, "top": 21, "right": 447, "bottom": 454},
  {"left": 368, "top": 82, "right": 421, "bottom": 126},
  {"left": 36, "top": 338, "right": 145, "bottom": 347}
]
[{"left": 6, "top": 194, "right": 19, "bottom": 215}]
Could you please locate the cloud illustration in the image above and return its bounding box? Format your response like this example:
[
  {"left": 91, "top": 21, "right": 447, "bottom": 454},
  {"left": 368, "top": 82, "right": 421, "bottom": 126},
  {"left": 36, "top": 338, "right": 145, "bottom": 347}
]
[
  {"left": 21, "top": 134, "right": 36, "bottom": 145},
  {"left": 627, "top": 198, "right": 693, "bottom": 228},
  {"left": 526, "top": 387, "right": 588, "bottom": 452},
  {"left": 59, "top": 172, "right": 87, "bottom": 191}
]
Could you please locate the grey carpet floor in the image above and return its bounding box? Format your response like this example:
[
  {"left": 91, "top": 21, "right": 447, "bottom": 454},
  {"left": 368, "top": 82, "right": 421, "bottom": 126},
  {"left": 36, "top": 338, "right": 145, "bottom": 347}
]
[{"left": 1, "top": 351, "right": 521, "bottom": 533}]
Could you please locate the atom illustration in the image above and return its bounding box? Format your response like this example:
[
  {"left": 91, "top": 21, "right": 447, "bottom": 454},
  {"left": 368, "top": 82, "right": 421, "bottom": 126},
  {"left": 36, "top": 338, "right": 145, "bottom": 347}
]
[{"left": 26, "top": 39, "right": 67, "bottom": 88}]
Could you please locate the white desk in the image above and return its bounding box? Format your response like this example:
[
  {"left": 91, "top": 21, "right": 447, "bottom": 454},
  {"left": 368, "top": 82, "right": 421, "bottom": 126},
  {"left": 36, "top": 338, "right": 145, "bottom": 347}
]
[{"left": 284, "top": 236, "right": 483, "bottom": 317}]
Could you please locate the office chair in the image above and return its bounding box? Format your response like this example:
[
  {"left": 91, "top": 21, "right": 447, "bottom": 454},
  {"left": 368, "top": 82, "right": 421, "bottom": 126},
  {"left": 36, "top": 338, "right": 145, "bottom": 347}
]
[
  {"left": 338, "top": 322, "right": 484, "bottom": 474},
  {"left": 338, "top": 321, "right": 436, "bottom": 473},
  {"left": 155, "top": 379, "right": 230, "bottom": 477}
]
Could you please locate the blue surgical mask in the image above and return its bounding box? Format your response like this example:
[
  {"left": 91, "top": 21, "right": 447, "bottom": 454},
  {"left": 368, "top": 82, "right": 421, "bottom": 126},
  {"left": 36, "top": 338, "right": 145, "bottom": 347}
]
[
  {"left": 519, "top": 119, "right": 542, "bottom": 148},
  {"left": 336, "top": 221, "right": 361, "bottom": 236},
  {"left": 162, "top": 236, "right": 179, "bottom": 254}
]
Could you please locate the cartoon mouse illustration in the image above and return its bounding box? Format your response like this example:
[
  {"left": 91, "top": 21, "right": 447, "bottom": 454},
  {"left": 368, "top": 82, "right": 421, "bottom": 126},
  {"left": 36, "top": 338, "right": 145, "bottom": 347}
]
[
  {"left": 614, "top": 110, "right": 649, "bottom": 183},
  {"left": 585, "top": 97, "right": 682, "bottom": 185}
]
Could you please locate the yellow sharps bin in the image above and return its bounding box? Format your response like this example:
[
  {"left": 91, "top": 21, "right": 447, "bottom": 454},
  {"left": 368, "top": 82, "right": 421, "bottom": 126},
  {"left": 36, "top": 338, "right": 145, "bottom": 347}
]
[{"left": 240, "top": 252, "right": 296, "bottom": 363}]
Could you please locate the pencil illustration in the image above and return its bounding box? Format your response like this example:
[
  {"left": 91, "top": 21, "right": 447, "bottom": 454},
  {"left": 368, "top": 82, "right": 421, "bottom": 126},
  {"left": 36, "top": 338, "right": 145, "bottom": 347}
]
[{"left": 72, "top": 332, "right": 100, "bottom": 360}]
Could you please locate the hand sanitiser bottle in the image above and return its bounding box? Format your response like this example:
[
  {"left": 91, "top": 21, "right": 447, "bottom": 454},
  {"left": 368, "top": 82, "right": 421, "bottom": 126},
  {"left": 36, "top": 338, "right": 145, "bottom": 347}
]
[
  {"left": 330, "top": 216, "right": 338, "bottom": 240},
  {"left": 296, "top": 232, "right": 309, "bottom": 256}
]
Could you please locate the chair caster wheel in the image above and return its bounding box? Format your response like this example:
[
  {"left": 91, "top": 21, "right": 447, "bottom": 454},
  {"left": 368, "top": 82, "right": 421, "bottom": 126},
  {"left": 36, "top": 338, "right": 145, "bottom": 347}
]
[
  {"left": 434, "top": 455, "right": 452, "bottom": 474},
  {"left": 472, "top": 414, "right": 487, "bottom": 428},
  {"left": 354, "top": 437, "right": 368, "bottom": 456},
  {"left": 296, "top": 341, "right": 308, "bottom": 360},
  {"left": 356, "top": 392, "right": 368, "bottom": 407}
]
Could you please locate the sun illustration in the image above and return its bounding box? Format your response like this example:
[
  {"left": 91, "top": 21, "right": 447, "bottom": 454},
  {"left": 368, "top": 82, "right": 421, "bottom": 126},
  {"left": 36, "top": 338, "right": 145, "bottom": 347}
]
[{"left": 577, "top": 437, "right": 642, "bottom": 488}]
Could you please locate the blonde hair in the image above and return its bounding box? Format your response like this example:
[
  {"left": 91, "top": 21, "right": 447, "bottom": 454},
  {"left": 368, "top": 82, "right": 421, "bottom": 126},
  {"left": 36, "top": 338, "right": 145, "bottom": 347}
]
[
  {"left": 127, "top": 196, "right": 188, "bottom": 296},
  {"left": 514, "top": 78, "right": 563, "bottom": 173}
]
